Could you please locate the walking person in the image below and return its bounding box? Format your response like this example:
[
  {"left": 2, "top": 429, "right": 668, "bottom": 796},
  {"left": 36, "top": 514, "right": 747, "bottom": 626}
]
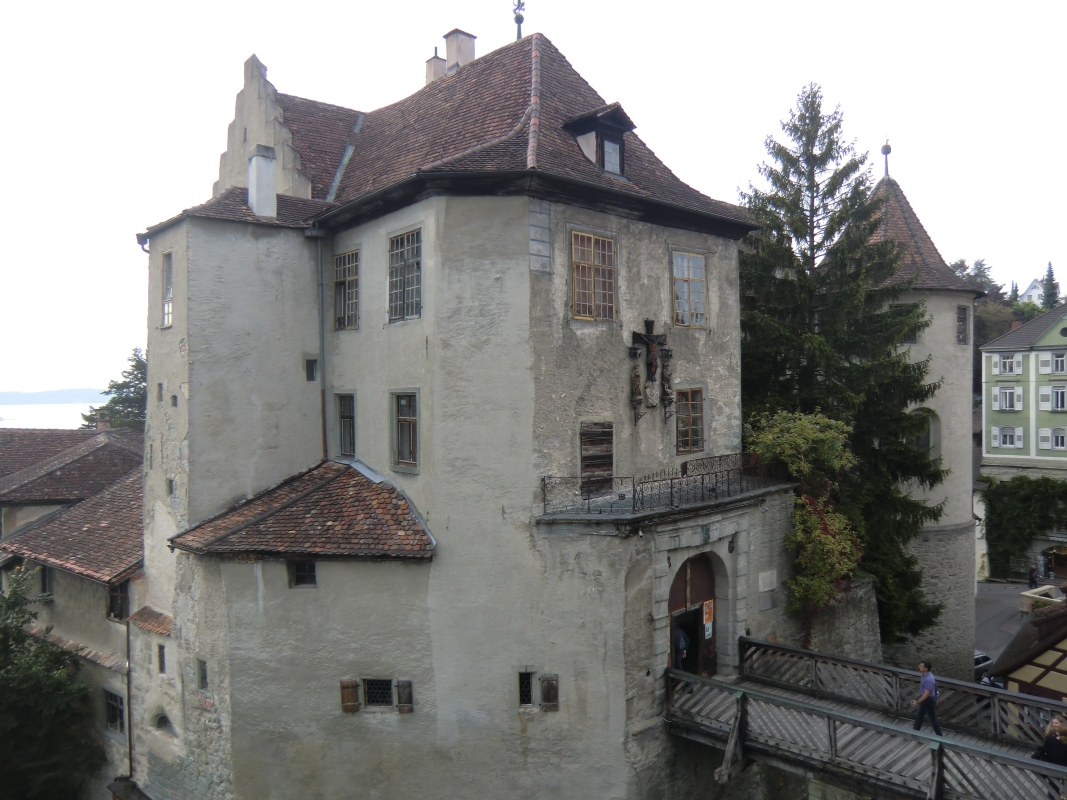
[
  {"left": 673, "top": 625, "right": 689, "bottom": 671},
  {"left": 911, "top": 660, "right": 942, "bottom": 736},
  {"left": 1031, "top": 565, "right": 1040, "bottom": 589}
]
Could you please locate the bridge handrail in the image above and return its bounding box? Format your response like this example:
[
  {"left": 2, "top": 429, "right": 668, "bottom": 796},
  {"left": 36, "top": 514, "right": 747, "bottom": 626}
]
[
  {"left": 738, "top": 636, "right": 1067, "bottom": 747},
  {"left": 666, "top": 669, "right": 1067, "bottom": 798}
]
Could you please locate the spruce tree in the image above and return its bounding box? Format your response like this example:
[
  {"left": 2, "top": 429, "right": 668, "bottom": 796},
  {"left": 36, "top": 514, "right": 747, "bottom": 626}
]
[
  {"left": 740, "top": 84, "right": 945, "bottom": 641},
  {"left": 1008, "top": 281, "right": 1019, "bottom": 303},
  {"left": 1042, "top": 262, "right": 1058, "bottom": 310},
  {"left": 82, "top": 348, "right": 147, "bottom": 432}
]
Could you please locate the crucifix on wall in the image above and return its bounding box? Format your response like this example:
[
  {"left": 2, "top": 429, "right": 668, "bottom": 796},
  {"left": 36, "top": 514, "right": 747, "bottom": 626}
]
[{"left": 629, "top": 320, "right": 674, "bottom": 423}]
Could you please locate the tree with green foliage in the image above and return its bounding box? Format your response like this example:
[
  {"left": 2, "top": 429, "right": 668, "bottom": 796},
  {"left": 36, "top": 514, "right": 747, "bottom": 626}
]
[
  {"left": 740, "top": 83, "right": 945, "bottom": 641},
  {"left": 0, "top": 566, "right": 106, "bottom": 798},
  {"left": 1043, "top": 262, "right": 1059, "bottom": 310},
  {"left": 1014, "top": 301, "right": 1044, "bottom": 323},
  {"left": 81, "top": 348, "right": 147, "bottom": 432},
  {"left": 982, "top": 476, "right": 1067, "bottom": 578},
  {"left": 1008, "top": 281, "right": 1019, "bottom": 303},
  {"left": 949, "top": 258, "right": 998, "bottom": 296},
  {"left": 747, "top": 412, "right": 862, "bottom": 645}
]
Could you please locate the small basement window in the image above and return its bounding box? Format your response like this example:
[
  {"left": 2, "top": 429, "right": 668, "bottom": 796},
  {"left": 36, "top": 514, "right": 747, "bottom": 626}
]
[
  {"left": 364, "top": 678, "right": 394, "bottom": 707},
  {"left": 519, "top": 672, "right": 535, "bottom": 706},
  {"left": 290, "top": 561, "right": 317, "bottom": 587}
]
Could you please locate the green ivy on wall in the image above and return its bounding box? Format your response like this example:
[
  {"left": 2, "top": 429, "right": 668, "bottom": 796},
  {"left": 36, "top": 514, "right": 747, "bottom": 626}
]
[{"left": 982, "top": 475, "right": 1067, "bottom": 578}]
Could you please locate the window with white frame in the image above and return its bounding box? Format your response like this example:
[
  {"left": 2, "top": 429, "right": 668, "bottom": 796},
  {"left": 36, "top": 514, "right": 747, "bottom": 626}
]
[
  {"left": 991, "top": 426, "right": 1024, "bottom": 449},
  {"left": 994, "top": 354, "right": 1022, "bottom": 376},
  {"left": 1000, "top": 427, "right": 1015, "bottom": 447},
  {"left": 1056, "top": 386, "right": 1067, "bottom": 411},
  {"left": 1056, "top": 354, "right": 1066, "bottom": 374},
  {"left": 388, "top": 231, "right": 421, "bottom": 322},
  {"left": 161, "top": 252, "right": 173, "bottom": 328},
  {"left": 334, "top": 250, "right": 359, "bottom": 329},
  {"left": 1056, "top": 428, "right": 1066, "bottom": 450},
  {"left": 995, "top": 385, "right": 1019, "bottom": 411},
  {"left": 672, "top": 252, "right": 706, "bottom": 327}
]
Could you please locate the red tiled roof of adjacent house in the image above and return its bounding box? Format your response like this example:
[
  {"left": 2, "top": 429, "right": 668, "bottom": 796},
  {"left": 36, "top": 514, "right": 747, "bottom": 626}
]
[
  {"left": 0, "top": 470, "right": 143, "bottom": 584},
  {"left": 872, "top": 177, "right": 979, "bottom": 294},
  {"left": 147, "top": 187, "right": 337, "bottom": 233},
  {"left": 170, "top": 461, "right": 433, "bottom": 559},
  {"left": 0, "top": 429, "right": 142, "bottom": 504},
  {"left": 0, "top": 429, "right": 99, "bottom": 479},
  {"left": 24, "top": 623, "right": 128, "bottom": 673},
  {"left": 128, "top": 606, "right": 173, "bottom": 636},
  {"left": 989, "top": 601, "right": 1067, "bottom": 677}
]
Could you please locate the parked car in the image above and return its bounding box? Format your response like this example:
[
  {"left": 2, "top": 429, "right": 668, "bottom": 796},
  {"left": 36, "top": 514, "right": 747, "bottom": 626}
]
[{"left": 975, "top": 649, "right": 994, "bottom": 682}]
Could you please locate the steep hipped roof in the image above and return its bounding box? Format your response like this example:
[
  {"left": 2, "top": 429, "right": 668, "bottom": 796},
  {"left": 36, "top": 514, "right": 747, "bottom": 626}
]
[
  {"left": 170, "top": 461, "right": 433, "bottom": 559},
  {"left": 0, "top": 470, "right": 143, "bottom": 584},
  {"left": 145, "top": 34, "right": 754, "bottom": 238},
  {"left": 989, "top": 602, "right": 1067, "bottom": 677},
  {"left": 145, "top": 188, "right": 336, "bottom": 235},
  {"left": 0, "top": 429, "right": 142, "bottom": 504},
  {"left": 980, "top": 304, "right": 1067, "bottom": 351},
  {"left": 872, "top": 177, "right": 979, "bottom": 295},
  {"left": 0, "top": 429, "right": 98, "bottom": 479}
]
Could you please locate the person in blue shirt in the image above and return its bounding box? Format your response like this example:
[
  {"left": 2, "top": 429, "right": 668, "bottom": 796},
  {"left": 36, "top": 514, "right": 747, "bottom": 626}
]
[
  {"left": 910, "top": 660, "right": 942, "bottom": 736},
  {"left": 673, "top": 626, "right": 689, "bottom": 670}
]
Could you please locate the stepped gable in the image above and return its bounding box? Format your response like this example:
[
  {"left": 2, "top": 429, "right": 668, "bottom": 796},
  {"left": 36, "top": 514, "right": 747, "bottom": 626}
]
[
  {"left": 980, "top": 304, "right": 1067, "bottom": 351},
  {"left": 275, "top": 93, "right": 364, "bottom": 200},
  {"left": 0, "top": 429, "right": 98, "bottom": 479},
  {"left": 872, "top": 177, "right": 979, "bottom": 294},
  {"left": 0, "top": 429, "right": 143, "bottom": 505},
  {"left": 170, "top": 461, "right": 433, "bottom": 559},
  {"left": 0, "top": 470, "right": 143, "bottom": 584}
]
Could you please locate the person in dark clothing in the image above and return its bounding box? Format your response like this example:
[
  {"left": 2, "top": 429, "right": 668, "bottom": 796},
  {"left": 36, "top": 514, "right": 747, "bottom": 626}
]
[
  {"left": 1031, "top": 565, "right": 1040, "bottom": 589},
  {"left": 1034, "top": 715, "right": 1067, "bottom": 766},
  {"left": 673, "top": 626, "right": 689, "bottom": 670},
  {"left": 911, "top": 660, "right": 942, "bottom": 736}
]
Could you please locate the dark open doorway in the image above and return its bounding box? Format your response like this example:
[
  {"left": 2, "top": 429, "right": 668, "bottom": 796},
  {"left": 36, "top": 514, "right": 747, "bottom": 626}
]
[{"left": 668, "top": 554, "right": 716, "bottom": 676}]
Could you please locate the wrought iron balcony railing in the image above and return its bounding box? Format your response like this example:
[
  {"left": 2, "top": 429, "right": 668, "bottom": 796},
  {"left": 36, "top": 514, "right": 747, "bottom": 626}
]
[{"left": 540, "top": 454, "right": 787, "bottom": 516}]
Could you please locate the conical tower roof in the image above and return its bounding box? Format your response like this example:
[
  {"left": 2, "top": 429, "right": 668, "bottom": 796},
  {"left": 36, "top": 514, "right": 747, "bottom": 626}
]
[{"left": 871, "top": 176, "right": 980, "bottom": 294}]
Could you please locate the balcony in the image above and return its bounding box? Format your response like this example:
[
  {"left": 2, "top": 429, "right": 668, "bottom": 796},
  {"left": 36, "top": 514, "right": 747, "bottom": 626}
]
[{"left": 538, "top": 453, "right": 790, "bottom": 519}]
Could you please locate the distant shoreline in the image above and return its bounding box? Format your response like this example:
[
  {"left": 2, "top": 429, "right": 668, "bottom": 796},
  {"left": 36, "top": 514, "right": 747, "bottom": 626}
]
[{"left": 0, "top": 389, "right": 105, "bottom": 405}]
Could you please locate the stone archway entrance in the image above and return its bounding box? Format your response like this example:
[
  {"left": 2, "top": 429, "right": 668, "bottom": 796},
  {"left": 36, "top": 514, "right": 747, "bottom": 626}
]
[{"left": 669, "top": 554, "right": 716, "bottom": 676}]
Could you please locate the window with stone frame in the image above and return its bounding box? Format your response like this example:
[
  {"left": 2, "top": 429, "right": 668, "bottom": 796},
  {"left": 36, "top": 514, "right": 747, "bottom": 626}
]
[
  {"left": 161, "top": 252, "right": 173, "bottom": 328},
  {"left": 40, "top": 565, "right": 53, "bottom": 595},
  {"left": 105, "top": 690, "right": 125, "bottom": 733},
  {"left": 388, "top": 230, "right": 421, "bottom": 322},
  {"left": 363, "top": 678, "right": 394, "bottom": 707},
  {"left": 395, "top": 394, "right": 418, "bottom": 467},
  {"left": 334, "top": 250, "right": 359, "bottom": 329},
  {"left": 956, "top": 306, "right": 968, "bottom": 344},
  {"left": 338, "top": 394, "right": 355, "bottom": 456},
  {"left": 673, "top": 252, "right": 706, "bottom": 328},
  {"left": 571, "top": 232, "right": 615, "bottom": 321},
  {"left": 675, "top": 389, "right": 705, "bottom": 454},
  {"left": 289, "top": 561, "right": 317, "bottom": 587},
  {"left": 107, "top": 581, "right": 129, "bottom": 620}
]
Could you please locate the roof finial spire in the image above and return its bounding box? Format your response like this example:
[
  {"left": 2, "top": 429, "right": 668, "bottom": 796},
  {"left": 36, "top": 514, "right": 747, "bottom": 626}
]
[
  {"left": 514, "top": 0, "right": 525, "bottom": 40},
  {"left": 881, "top": 139, "right": 892, "bottom": 177}
]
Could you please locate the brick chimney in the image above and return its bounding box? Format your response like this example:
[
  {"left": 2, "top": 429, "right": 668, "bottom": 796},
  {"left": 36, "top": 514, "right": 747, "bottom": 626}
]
[
  {"left": 426, "top": 47, "right": 446, "bottom": 85},
  {"left": 96, "top": 409, "right": 111, "bottom": 430},
  {"left": 248, "top": 144, "right": 277, "bottom": 218},
  {"left": 1011, "top": 320, "right": 1023, "bottom": 330},
  {"left": 443, "top": 29, "right": 476, "bottom": 73}
]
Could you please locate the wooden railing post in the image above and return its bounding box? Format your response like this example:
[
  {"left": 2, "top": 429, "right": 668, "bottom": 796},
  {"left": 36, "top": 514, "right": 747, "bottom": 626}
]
[
  {"left": 926, "top": 742, "right": 943, "bottom": 800},
  {"left": 992, "top": 695, "right": 1001, "bottom": 738},
  {"left": 810, "top": 654, "right": 818, "bottom": 693},
  {"left": 892, "top": 673, "right": 900, "bottom": 715},
  {"left": 827, "top": 717, "right": 837, "bottom": 761}
]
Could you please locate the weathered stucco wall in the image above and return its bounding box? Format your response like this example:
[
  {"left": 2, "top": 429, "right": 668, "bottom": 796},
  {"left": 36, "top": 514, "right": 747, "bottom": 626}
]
[{"left": 1, "top": 503, "right": 65, "bottom": 538}]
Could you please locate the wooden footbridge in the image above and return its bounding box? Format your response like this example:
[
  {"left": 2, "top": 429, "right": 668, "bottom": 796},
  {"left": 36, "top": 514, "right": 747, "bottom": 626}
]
[{"left": 666, "top": 638, "right": 1067, "bottom": 800}]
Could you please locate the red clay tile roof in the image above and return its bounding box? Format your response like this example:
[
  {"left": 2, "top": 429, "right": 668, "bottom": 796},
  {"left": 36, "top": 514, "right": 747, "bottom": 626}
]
[
  {"left": 147, "top": 187, "right": 336, "bottom": 234},
  {"left": 0, "top": 429, "right": 99, "bottom": 479},
  {"left": 327, "top": 34, "right": 752, "bottom": 228},
  {"left": 0, "top": 429, "right": 142, "bottom": 504},
  {"left": 24, "top": 623, "right": 127, "bottom": 673},
  {"left": 170, "top": 461, "right": 433, "bottom": 559},
  {"left": 275, "top": 94, "right": 364, "bottom": 200},
  {"left": 128, "top": 606, "right": 173, "bottom": 636},
  {"left": 0, "top": 471, "right": 143, "bottom": 583},
  {"left": 872, "top": 177, "right": 979, "bottom": 294}
]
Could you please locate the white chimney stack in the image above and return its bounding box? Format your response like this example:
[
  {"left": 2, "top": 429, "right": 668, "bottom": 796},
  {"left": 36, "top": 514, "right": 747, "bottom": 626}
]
[
  {"left": 443, "top": 29, "right": 476, "bottom": 73},
  {"left": 426, "top": 47, "right": 446, "bottom": 85},
  {"left": 248, "top": 144, "right": 276, "bottom": 218}
]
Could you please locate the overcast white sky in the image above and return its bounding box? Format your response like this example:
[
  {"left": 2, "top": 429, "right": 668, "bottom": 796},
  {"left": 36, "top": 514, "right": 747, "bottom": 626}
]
[{"left": 1, "top": 0, "right": 1063, "bottom": 392}]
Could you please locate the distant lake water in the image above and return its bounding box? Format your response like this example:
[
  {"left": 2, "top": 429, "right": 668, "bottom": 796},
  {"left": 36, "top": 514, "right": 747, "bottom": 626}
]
[{"left": 0, "top": 403, "right": 93, "bottom": 429}]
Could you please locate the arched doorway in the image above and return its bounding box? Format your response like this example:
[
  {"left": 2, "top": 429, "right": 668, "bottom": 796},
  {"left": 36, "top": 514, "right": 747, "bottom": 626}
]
[{"left": 669, "top": 554, "right": 716, "bottom": 676}]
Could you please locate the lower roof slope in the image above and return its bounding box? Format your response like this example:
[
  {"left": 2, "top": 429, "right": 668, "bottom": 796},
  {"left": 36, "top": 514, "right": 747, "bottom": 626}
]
[
  {"left": 0, "top": 470, "right": 143, "bottom": 584},
  {"left": 170, "top": 461, "right": 433, "bottom": 559},
  {"left": 0, "top": 429, "right": 99, "bottom": 479}
]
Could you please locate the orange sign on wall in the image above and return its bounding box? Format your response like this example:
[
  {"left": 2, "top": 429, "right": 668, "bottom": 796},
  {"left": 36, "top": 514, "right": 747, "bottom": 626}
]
[{"left": 703, "top": 599, "right": 714, "bottom": 640}]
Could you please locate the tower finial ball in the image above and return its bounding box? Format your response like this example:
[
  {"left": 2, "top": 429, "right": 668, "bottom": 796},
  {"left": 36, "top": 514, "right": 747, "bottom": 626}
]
[{"left": 881, "top": 142, "right": 892, "bottom": 156}]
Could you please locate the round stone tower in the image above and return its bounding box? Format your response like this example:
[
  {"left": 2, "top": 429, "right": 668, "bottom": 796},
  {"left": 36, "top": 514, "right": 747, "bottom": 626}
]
[{"left": 873, "top": 171, "right": 982, "bottom": 680}]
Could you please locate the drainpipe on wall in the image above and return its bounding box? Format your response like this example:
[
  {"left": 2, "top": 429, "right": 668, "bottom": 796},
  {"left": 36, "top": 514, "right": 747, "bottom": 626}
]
[
  {"left": 125, "top": 619, "right": 134, "bottom": 779},
  {"left": 316, "top": 234, "right": 327, "bottom": 460}
]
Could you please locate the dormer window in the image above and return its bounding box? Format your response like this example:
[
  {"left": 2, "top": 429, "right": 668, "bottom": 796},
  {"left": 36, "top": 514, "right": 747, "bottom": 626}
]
[
  {"left": 601, "top": 138, "right": 622, "bottom": 174},
  {"left": 563, "top": 103, "right": 635, "bottom": 178}
]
